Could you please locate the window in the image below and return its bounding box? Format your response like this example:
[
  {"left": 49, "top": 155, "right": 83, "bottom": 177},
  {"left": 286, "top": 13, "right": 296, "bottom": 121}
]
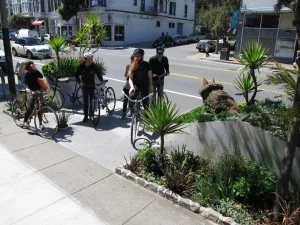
[
  {"left": 156, "top": 21, "right": 160, "bottom": 27},
  {"left": 244, "top": 14, "right": 261, "bottom": 28},
  {"left": 133, "top": 0, "right": 137, "bottom": 6},
  {"left": 141, "top": 0, "right": 145, "bottom": 11},
  {"left": 169, "top": 1, "right": 176, "bottom": 15},
  {"left": 261, "top": 15, "right": 279, "bottom": 28},
  {"left": 104, "top": 25, "right": 112, "bottom": 41},
  {"left": 115, "top": 25, "right": 124, "bottom": 41},
  {"left": 184, "top": 5, "right": 187, "bottom": 17},
  {"left": 169, "top": 22, "right": 175, "bottom": 28}
]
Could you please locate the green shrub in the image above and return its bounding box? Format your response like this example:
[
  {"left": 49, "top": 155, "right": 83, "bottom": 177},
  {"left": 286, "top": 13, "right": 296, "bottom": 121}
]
[
  {"left": 193, "top": 170, "right": 215, "bottom": 206},
  {"left": 124, "top": 154, "right": 141, "bottom": 175}
]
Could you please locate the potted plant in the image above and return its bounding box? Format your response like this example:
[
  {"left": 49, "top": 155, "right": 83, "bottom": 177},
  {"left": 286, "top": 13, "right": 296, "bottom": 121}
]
[{"left": 57, "top": 111, "right": 71, "bottom": 129}]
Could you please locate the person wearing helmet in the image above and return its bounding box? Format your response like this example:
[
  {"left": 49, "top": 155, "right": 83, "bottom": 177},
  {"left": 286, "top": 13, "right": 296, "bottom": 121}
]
[
  {"left": 149, "top": 46, "right": 170, "bottom": 103},
  {"left": 121, "top": 55, "right": 134, "bottom": 119},
  {"left": 127, "top": 48, "right": 153, "bottom": 117},
  {"left": 75, "top": 52, "right": 104, "bottom": 122}
]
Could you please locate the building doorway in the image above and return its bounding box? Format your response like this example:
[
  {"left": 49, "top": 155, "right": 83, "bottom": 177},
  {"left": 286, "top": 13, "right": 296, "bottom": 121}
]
[{"left": 177, "top": 23, "right": 183, "bottom": 35}]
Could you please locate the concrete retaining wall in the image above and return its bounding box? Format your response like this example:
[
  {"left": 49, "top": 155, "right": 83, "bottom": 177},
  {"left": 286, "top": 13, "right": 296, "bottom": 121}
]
[{"left": 165, "top": 121, "right": 300, "bottom": 189}]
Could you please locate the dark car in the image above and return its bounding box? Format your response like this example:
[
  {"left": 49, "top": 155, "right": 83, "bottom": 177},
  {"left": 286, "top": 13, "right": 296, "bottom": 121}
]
[
  {"left": 152, "top": 36, "right": 174, "bottom": 48},
  {"left": 196, "top": 40, "right": 216, "bottom": 52}
]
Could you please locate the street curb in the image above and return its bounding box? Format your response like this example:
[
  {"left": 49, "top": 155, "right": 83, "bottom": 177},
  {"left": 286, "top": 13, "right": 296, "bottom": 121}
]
[{"left": 115, "top": 167, "right": 239, "bottom": 225}]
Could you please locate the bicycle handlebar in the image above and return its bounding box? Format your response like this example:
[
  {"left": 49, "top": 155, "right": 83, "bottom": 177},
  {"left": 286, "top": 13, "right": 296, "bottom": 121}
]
[
  {"left": 152, "top": 72, "right": 168, "bottom": 78},
  {"left": 122, "top": 91, "right": 153, "bottom": 103}
]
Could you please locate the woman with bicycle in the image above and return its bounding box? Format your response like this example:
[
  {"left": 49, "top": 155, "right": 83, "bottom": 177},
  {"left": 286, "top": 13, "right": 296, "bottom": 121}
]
[
  {"left": 22, "top": 61, "right": 44, "bottom": 129},
  {"left": 149, "top": 46, "right": 170, "bottom": 103},
  {"left": 127, "top": 48, "right": 153, "bottom": 117}
]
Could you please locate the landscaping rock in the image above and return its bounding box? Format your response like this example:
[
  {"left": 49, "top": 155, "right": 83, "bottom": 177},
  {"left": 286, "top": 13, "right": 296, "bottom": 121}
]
[
  {"left": 200, "top": 207, "right": 222, "bottom": 223},
  {"left": 157, "top": 186, "right": 168, "bottom": 197},
  {"left": 145, "top": 182, "right": 159, "bottom": 192},
  {"left": 136, "top": 177, "right": 147, "bottom": 187},
  {"left": 115, "top": 167, "right": 122, "bottom": 175},
  {"left": 121, "top": 168, "right": 131, "bottom": 178},
  {"left": 189, "top": 202, "right": 200, "bottom": 213},
  {"left": 127, "top": 172, "right": 137, "bottom": 182},
  {"left": 218, "top": 216, "right": 237, "bottom": 225},
  {"left": 177, "top": 197, "right": 191, "bottom": 210}
]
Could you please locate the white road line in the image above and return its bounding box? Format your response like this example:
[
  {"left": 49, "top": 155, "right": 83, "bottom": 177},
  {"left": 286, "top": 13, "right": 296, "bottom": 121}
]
[
  {"left": 105, "top": 77, "right": 202, "bottom": 99},
  {"left": 12, "top": 58, "right": 202, "bottom": 100}
]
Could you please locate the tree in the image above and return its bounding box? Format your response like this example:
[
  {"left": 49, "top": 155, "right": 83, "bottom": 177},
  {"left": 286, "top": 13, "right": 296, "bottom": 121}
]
[
  {"left": 9, "top": 14, "right": 32, "bottom": 30},
  {"left": 202, "top": 4, "right": 231, "bottom": 52},
  {"left": 273, "top": 0, "right": 300, "bottom": 220},
  {"left": 196, "top": 0, "right": 240, "bottom": 9},
  {"left": 58, "top": 0, "right": 83, "bottom": 31}
]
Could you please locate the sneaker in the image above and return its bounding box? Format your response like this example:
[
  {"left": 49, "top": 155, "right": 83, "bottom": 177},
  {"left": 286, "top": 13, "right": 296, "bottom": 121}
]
[
  {"left": 126, "top": 109, "right": 133, "bottom": 117},
  {"left": 39, "top": 124, "right": 45, "bottom": 130},
  {"left": 22, "top": 122, "right": 29, "bottom": 129},
  {"left": 82, "top": 117, "right": 88, "bottom": 123}
]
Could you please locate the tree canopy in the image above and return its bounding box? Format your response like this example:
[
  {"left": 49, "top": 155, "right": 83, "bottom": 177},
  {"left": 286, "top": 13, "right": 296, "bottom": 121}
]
[
  {"left": 196, "top": 0, "right": 240, "bottom": 9},
  {"left": 58, "top": 0, "right": 83, "bottom": 22},
  {"left": 9, "top": 14, "right": 32, "bottom": 30}
]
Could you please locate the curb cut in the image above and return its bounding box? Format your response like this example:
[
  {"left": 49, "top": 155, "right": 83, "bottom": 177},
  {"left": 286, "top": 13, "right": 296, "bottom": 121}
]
[{"left": 115, "top": 167, "right": 239, "bottom": 225}]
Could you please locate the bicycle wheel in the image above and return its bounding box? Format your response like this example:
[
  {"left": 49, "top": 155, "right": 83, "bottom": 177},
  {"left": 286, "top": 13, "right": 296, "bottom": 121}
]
[
  {"left": 90, "top": 98, "right": 100, "bottom": 127},
  {"left": 34, "top": 106, "right": 58, "bottom": 139},
  {"left": 131, "top": 114, "right": 143, "bottom": 148},
  {"left": 162, "top": 91, "right": 169, "bottom": 103},
  {"left": 11, "top": 96, "right": 27, "bottom": 127},
  {"left": 105, "top": 87, "right": 116, "bottom": 114},
  {"left": 45, "top": 88, "right": 65, "bottom": 110},
  {"left": 76, "top": 86, "right": 84, "bottom": 106},
  {"left": 134, "top": 138, "right": 152, "bottom": 151}
]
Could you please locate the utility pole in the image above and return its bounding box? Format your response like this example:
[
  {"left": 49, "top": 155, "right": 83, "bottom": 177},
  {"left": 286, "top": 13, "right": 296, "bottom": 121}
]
[{"left": 0, "top": 1, "right": 16, "bottom": 99}]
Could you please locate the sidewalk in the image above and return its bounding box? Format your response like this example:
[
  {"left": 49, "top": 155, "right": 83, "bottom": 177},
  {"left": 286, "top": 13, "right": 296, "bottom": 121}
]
[{"left": 0, "top": 101, "right": 217, "bottom": 225}]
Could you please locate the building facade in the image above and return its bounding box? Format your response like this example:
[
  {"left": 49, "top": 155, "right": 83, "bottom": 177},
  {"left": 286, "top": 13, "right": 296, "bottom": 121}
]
[
  {"left": 7, "top": 0, "right": 195, "bottom": 46},
  {"left": 236, "top": 0, "right": 296, "bottom": 63}
]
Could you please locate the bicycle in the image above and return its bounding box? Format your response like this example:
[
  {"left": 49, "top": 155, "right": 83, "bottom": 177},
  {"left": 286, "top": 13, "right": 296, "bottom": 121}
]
[
  {"left": 152, "top": 73, "right": 169, "bottom": 104},
  {"left": 11, "top": 90, "right": 59, "bottom": 139},
  {"left": 89, "top": 80, "right": 116, "bottom": 127},
  {"left": 122, "top": 91, "right": 153, "bottom": 150}
]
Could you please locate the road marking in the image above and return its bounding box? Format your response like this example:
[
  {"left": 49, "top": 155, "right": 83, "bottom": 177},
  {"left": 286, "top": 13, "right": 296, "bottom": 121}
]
[
  {"left": 179, "top": 63, "right": 239, "bottom": 73},
  {"left": 170, "top": 72, "right": 286, "bottom": 95},
  {"left": 105, "top": 77, "right": 202, "bottom": 99}
]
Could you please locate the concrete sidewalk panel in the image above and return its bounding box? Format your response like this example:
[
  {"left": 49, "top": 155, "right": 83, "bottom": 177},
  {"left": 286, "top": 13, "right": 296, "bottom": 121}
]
[
  {"left": 0, "top": 120, "right": 26, "bottom": 137},
  {"left": 13, "top": 197, "right": 109, "bottom": 225},
  {"left": 0, "top": 173, "right": 65, "bottom": 225},
  {"left": 124, "top": 196, "right": 216, "bottom": 225},
  {"left": 73, "top": 174, "right": 156, "bottom": 225},
  {"left": 0, "top": 151, "right": 33, "bottom": 186},
  {"left": 0, "top": 132, "right": 49, "bottom": 152},
  {"left": 0, "top": 110, "right": 10, "bottom": 123},
  {"left": 14, "top": 141, "right": 78, "bottom": 171},
  {"left": 41, "top": 155, "right": 113, "bottom": 194}
]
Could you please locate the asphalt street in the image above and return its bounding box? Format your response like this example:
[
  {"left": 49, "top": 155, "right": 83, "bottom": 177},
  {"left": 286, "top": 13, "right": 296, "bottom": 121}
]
[{"left": 1, "top": 41, "right": 288, "bottom": 113}]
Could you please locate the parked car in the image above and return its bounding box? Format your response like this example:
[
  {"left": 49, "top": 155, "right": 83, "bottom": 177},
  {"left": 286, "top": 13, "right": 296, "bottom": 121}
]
[
  {"left": 12, "top": 37, "right": 52, "bottom": 59},
  {"left": 152, "top": 36, "right": 174, "bottom": 48},
  {"left": 16, "top": 29, "right": 39, "bottom": 39},
  {"left": 173, "top": 35, "right": 190, "bottom": 45},
  {"left": 188, "top": 32, "right": 206, "bottom": 42},
  {"left": 40, "top": 34, "right": 51, "bottom": 43},
  {"left": 196, "top": 40, "right": 216, "bottom": 52},
  {"left": 0, "top": 50, "right": 6, "bottom": 73}
]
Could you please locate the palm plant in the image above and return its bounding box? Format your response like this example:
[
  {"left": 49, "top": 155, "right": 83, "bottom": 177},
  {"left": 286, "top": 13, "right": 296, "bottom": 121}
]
[
  {"left": 75, "top": 29, "right": 89, "bottom": 57},
  {"left": 141, "top": 100, "right": 187, "bottom": 155},
  {"left": 48, "top": 36, "right": 66, "bottom": 63},
  {"left": 234, "top": 72, "right": 262, "bottom": 105},
  {"left": 236, "top": 42, "right": 271, "bottom": 104},
  {"left": 266, "top": 62, "right": 297, "bottom": 101}
]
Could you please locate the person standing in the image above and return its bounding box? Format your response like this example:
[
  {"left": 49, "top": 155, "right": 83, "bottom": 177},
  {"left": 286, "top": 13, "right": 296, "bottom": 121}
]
[
  {"left": 121, "top": 55, "right": 134, "bottom": 119},
  {"left": 127, "top": 48, "right": 153, "bottom": 117},
  {"left": 149, "top": 46, "right": 170, "bottom": 103},
  {"left": 75, "top": 52, "right": 104, "bottom": 122}
]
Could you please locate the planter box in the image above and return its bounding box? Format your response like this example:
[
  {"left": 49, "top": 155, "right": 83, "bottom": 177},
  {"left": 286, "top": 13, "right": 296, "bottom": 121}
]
[{"left": 165, "top": 121, "right": 300, "bottom": 189}]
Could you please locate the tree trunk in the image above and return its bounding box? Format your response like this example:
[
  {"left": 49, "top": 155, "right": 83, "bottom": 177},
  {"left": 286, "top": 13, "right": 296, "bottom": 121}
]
[
  {"left": 249, "top": 69, "right": 258, "bottom": 104},
  {"left": 160, "top": 135, "right": 165, "bottom": 155}
]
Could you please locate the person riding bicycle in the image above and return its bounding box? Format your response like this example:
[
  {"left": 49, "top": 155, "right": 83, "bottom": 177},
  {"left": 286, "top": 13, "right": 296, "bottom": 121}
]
[
  {"left": 127, "top": 48, "right": 153, "bottom": 117},
  {"left": 149, "top": 46, "right": 169, "bottom": 103},
  {"left": 121, "top": 54, "right": 134, "bottom": 119},
  {"left": 22, "top": 61, "right": 44, "bottom": 129},
  {"left": 75, "top": 52, "right": 104, "bottom": 122}
]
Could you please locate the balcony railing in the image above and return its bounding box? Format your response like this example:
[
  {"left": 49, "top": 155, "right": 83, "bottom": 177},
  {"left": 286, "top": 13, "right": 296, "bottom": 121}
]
[{"left": 142, "top": 6, "right": 158, "bottom": 15}]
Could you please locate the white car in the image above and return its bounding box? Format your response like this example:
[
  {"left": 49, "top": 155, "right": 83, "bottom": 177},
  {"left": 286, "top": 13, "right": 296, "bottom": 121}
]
[
  {"left": 12, "top": 37, "right": 52, "bottom": 59},
  {"left": 40, "top": 34, "right": 50, "bottom": 43},
  {"left": 0, "top": 49, "right": 6, "bottom": 73},
  {"left": 188, "top": 32, "right": 206, "bottom": 42},
  {"left": 173, "top": 35, "right": 190, "bottom": 45}
]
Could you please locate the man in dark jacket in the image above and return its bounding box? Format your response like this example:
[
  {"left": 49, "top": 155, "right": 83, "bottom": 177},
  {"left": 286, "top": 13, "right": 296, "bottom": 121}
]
[
  {"left": 75, "top": 52, "right": 104, "bottom": 122},
  {"left": 149, "top": 46, "right": 170, "bottom": 103}
]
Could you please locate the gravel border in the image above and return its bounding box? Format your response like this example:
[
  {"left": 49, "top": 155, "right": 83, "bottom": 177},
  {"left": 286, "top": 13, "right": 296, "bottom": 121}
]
[{"left": 115, "top": 167, "right": 239, "bottom": 225}]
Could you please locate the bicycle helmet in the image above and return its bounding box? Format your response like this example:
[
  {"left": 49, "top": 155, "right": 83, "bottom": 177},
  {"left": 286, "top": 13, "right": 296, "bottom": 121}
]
[
  {"left": 133, "top": 48, "right": 144, "bottom": 57},
  {"left": 83, "top": 52, "right": 94, "bottom": 59},
  {"left": 156, "top": 46, "right": 164, "bottom": 53}
]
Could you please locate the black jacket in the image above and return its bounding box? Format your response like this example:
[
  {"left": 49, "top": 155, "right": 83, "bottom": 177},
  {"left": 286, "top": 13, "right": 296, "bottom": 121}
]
[
  {"left": 149, "top": 55, "right": 169, "bottom": 79},
  {"left": 76, "top": 63, "right": 103, "bottom": 86}
]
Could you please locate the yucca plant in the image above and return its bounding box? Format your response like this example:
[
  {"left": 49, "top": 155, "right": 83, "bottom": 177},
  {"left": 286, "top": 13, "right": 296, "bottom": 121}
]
[
  {"left": 236, "top": 42, "right": 271, "bottom": 104},
  {"left": 141, "top": 100, "right": 187, "bottom": 155},
  {"left": 266, "top": 62, "right": 297, "bottom": 101},
  {"left": 234, "top": 72, "right": 262, "bottom": 105},
  {"left": 48, "top": 36, "right": 67, "bottom": 63}
]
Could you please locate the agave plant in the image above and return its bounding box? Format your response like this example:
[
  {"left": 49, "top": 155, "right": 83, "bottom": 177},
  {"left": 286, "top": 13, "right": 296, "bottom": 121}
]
[
  {"left": 266, "top": 62, "right": 297, "bottom": 101},
  {"left": 234, "top": 72, "right": 262, "bottom": 105},
  {"left": 236, "top": 42, "right": 271, "bottom": 104},
  {"left": 141, "top": 99, "right": 187, "bottom": 155},
  {"left": 48, "top": 36, "right": 67, "bottom": 63}
]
